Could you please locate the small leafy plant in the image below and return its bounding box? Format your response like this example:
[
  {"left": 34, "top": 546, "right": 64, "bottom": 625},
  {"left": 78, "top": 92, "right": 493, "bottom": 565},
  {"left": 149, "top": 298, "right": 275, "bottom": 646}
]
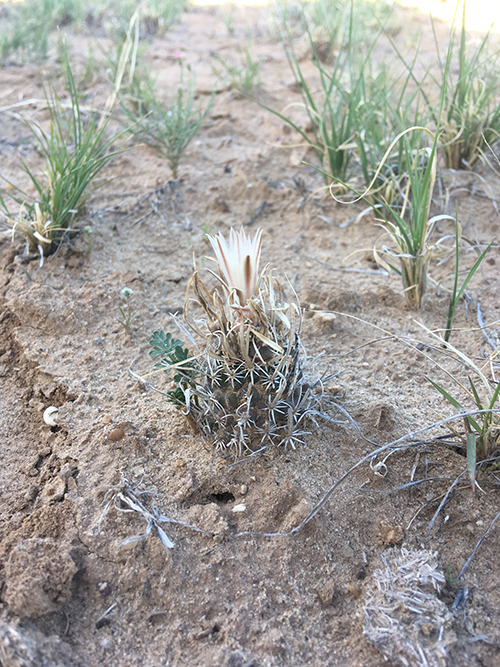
[
  {"left": 0, "top": 50, "right": 125, "bottom": 262},
  {"left": 149, "top": 331, "right": 199, "bottom": 407},
  {"left": 118, "top": 288, "right": 139, "bottom": 333},
  {"left": 121, "top": 60, "right": 215, "bottom": 179}
]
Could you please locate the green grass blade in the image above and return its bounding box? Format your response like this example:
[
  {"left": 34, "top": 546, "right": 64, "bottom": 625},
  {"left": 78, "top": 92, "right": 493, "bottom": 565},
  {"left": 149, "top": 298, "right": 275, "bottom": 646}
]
[
  {"left": 427, "top": 376, "right": 482, "bottom": 433},
  {"left": 466, "top": 432, "right": 477, "bottom": 488}
]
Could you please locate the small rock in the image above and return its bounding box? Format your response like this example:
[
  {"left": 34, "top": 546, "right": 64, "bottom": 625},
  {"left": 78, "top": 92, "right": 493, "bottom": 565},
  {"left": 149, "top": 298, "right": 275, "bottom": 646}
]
[
  {"left": 41, "top": 475, "right": 66, "bottom": 503},
  {"left": 347, "top": 583, "right": 361, "bottom": 599},
  {"left": 316, "top": 580, "right": 336, "bottom": 608},
  {"left": 240, "top": 484, "right": 248, "bottom": 495},
  {"left": 26, "top": 484, "right": 39, "bottom": 502},
  {"left": 380, "top": 520, "right": 403, "bottom": 546},
  {"left": 232, "top": 504, "right": 246, "bottom": 513},
  {"left": 109, "top": 428, "right": 125, "bottom": 442},
  {"left": 102, "top": 414, "right": 112, "bottom": 425},
  {"left": 312, "top": 311, "right": 336, "bottom": 333},
  {"left": 421, "top": 623, "right": 434, "bottom": 636},
  {"left": 175, "top": 459, "right": 186, "bottom": 468},
  {"left": 101, "top": 637, "right": 113, "bottom": 650},
  {"left": 96, "top": 581, "right": 112, "bottom": 597},
  {"left": 342, "top": 544, "right": 354, "bottom": 559}
]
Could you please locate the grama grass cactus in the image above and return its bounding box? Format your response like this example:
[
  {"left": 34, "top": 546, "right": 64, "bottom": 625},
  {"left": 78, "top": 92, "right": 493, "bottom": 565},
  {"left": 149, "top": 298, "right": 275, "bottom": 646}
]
[{"left": 149, "top": 227, "right": 327, "bottom": 459}]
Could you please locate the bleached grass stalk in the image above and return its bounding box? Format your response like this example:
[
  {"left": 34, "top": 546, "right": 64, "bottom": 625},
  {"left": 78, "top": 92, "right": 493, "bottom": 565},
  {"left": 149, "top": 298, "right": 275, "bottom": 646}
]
[{"left": 99, "top": 476, "right": 211, "bottom": 551}]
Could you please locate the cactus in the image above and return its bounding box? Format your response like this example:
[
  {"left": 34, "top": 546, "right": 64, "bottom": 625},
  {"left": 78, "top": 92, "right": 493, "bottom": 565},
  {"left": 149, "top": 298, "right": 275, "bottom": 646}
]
[{"left": 150, "top": 228, "right": 324, "bottom": 459}]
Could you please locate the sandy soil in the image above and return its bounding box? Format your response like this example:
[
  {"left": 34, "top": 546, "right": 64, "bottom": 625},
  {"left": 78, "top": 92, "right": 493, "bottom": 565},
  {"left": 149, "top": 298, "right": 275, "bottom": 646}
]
[{"left": 1, "top": 3, "right": 500, "bottom": 666}]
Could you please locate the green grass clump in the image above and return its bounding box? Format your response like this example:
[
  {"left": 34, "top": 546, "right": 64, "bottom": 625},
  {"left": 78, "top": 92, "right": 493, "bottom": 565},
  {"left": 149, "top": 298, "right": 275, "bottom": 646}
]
[
  {"left": 429, "top": 8, "right": 500, "bottom": 169},
  {"left": 0, "top": 51, "right": 125, "bottom": 261},
  {"left": 94, "top": 0, "right": 187, "bottom": 39},
  {"left": 211, "top": 41, "right": 262, "bottom": 98},
  {"left": 121, "top": 60, "right": 215, "bottom": 179},
  {"left": 0, "top": 0, "right": 84, "bottom": 63},
  {"left": 422, "top": 321, "right": 500, "bottom": 486}
]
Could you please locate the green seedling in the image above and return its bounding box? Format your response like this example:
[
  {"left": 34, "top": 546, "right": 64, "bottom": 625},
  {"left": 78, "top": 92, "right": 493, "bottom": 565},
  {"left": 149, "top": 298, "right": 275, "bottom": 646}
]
[
  {"left": 59, "top": 42, "right": 100, "bottom": 95},
  {"left": 118, "top": 288, "right": 139, "bottom": 333},
  {"left": 83, "top": 225, "right": 94, "bottom": 255},
  {"left": 389, "top": 3, "right": 500, "bottom": 169},
  {"left": 443, "top": 218, "right": 493, "bottom": 342},
  {"left": 121, "top": 60, "right": 215, "bottom": 178},
  {"left": 428, "top": 376, "right": 500, "bottom": 487},
  {"left": 322, "top": 127, "right": 453, "bottom": 308},
  {"left": 219, "top": 5, "right": 238, "bottom": 36},
  {"left": 418, "top": 318, "right": 500, "bottom": 486},
  {"left": 355, "top": 50, "right": 431, "bottom": 202},
  {"left": 211, "top": 40, "right": 262, "bottom": 97},
  {"left": 0, "top": 48, "right": 127, "bottom": 263},
  {"left": 95, "top": 0, "right": 186, "bottom": 39}
]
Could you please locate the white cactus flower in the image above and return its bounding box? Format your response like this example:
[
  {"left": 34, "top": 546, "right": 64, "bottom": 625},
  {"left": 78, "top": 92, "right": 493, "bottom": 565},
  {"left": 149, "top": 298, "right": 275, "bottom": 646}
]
[{"left": 208, "top": 228, "right": 263, "bottom": 307}]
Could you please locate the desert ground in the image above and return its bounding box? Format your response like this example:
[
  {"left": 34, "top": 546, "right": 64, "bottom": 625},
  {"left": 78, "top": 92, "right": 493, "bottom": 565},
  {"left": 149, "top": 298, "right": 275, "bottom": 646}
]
[{"left": 1, "top": 1, "right": 500, "bottom": 666}]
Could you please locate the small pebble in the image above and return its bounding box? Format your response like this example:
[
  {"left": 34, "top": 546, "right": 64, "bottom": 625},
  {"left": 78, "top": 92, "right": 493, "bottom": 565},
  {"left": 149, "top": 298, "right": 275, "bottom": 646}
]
[
  {"left": 43, "top": 406, "right": 59, "bottom": 426},
  {"left": 102, "top": 414, "right": 112, "bottom": 425},
  {"left": 26, "top": 484, "right": 39, "bottom": 501},
  {"left": 109, "top": 428, "right": 125, "bottom": 442},
  {"left": 233, "top": 504, "right": 246, "bottom": 513},
  {"left": 240, "top": 484, "right": 248, "bottom": 495},
  {"left": 346, "top": 583, "right": 361, "bottom": 599},
  {"left": 96, "top": 581, "right": 112, "bottom": 597},
  {"left": 101, "top": 637, "right": 113, "bottom": 650},
  {"left": 175, "top": 459, "right": 186, "bottom": 468}
]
